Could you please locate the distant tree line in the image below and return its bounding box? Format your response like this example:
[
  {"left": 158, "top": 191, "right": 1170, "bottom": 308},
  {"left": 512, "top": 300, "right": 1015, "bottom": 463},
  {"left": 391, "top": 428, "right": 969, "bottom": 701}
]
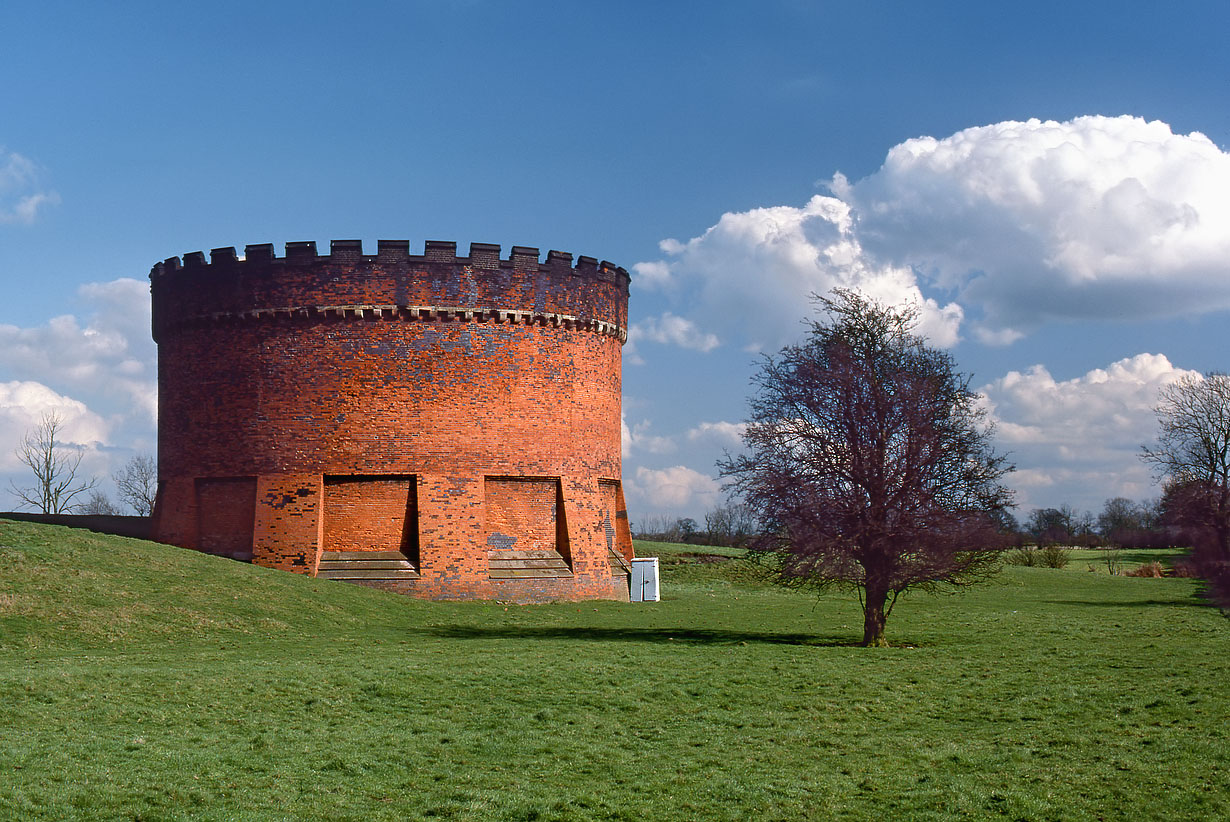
[
  {"left": 632, "top": 501, "right": 759, "bottom": 548},
  {"left": 990, "top": 493, "right": 1221, "bottom": 553},
  {"left": 998, "top": 498, "right": 1168, "bottom": 550},
  {"left": 637, "top": 492, "right": 1193, "bottom": 555},
  {"left": 637, "top": 491, "right": 1212, "bottom": 557}
]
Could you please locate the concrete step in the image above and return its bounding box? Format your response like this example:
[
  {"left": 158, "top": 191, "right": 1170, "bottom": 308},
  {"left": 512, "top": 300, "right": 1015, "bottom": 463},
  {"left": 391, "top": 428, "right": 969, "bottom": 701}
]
[
  {"left": 317, "top": 549, "right": 419, "bottom": 581},
  {"left": 488, "top": 548, "right": 572, "bottom": 579}
]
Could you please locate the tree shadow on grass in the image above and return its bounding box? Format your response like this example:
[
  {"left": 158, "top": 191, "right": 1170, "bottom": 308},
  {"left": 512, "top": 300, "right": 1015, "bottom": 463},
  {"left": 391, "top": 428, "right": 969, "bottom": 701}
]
[
  {"left": 425, "top": 625, "right": 861, "bottom": 647},
  {"left": 1047, "top": 596, "right": 1208, "bottom": 609}
]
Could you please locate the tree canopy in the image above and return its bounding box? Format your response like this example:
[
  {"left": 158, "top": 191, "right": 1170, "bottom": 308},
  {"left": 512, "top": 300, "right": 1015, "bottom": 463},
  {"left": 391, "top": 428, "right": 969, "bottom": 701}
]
[{"left": 721, "top": 290, "right": 1013, "bottom": 646}]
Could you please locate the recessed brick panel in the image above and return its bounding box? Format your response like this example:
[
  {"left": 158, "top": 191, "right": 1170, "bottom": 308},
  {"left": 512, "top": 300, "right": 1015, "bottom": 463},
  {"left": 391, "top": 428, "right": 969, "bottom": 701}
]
[
  {"left": 484, "top": 478, "right": 559, "bottom": 554},
  {"left": 324, "top": 475, "right": 418, "bottom": 563},
  {"left": 599, "top": 479, "right": 634, "bottom": 565},
  {"left": 195, "top": 477, "right": 256, "bottom": 560}
]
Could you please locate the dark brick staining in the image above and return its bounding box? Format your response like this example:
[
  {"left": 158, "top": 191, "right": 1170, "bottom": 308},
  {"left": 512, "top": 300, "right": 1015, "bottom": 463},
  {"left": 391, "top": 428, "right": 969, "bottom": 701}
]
[{"left": 149, "top": 240, "right": 635, "bottom": 602}]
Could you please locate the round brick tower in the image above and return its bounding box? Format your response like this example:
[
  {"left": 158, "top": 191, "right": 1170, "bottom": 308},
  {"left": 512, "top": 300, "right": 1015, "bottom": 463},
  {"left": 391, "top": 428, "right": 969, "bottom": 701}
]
[{"left": 149, "top": 239, "right": 633, "bottom": 602}]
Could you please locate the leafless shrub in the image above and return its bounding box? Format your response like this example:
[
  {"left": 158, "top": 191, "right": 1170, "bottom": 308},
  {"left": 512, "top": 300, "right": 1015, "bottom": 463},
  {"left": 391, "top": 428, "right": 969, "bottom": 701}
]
[
  {"left": 1039, "top": 545, "right": 1071, "bottom": 568},
  {"left": 80, "top": 489, "right": 121, "bottom": 515},
  {"left": 1126, "top": 561, "right": 1165, "bottom": 578},
  {"left": 1006, "top": 548, "right": 1039, "bottom": 567}
]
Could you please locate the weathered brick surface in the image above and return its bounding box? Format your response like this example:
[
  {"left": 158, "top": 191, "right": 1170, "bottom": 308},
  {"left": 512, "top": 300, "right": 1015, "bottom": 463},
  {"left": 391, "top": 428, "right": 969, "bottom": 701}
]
[
  {"left": 253, "top": 473, "right": 323, "bottom": 573},
  {"left": 149, "top": 240, "right": 632, "bottom": 602}
]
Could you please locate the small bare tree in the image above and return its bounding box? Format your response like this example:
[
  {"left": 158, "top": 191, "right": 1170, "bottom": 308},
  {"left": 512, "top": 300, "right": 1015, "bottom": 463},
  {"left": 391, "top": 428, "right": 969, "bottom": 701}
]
[
  {"left": 113, "top": 454, "right": 157, "bottom": 516},
  {"left": 632, "top": 514, "right": 673, "bottom": 540},
  {"left": 80, "top": 489, "right": 121, "bottom": 515},
  {"left": 9, "top": 411, "right": 97, "bottom": 514}
]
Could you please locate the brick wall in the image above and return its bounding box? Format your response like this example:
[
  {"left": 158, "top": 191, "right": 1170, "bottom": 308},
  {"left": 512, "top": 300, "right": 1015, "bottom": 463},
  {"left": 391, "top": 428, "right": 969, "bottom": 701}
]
[{"left": 150, "top": 241, "right": 632, "bottom": 602}]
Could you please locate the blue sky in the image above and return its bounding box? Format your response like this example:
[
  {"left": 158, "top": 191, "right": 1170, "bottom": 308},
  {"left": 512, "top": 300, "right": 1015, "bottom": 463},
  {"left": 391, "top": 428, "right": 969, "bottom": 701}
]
[{"left": 3, "top": 1, "right": 1230, "bottom": 526}]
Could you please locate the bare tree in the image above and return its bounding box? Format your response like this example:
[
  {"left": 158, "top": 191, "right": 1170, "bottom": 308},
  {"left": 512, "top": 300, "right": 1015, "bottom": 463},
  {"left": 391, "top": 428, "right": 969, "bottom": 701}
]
[
  {"left": 9, "top": 412, "right": 97, "bottom": 514},
  {"left": 1142, "top": 373, "right": 1230, "bottom": 608},
  {"left": 721, "top": 290, "right": 1013, "bottom": 646},
  {"left": 1142, "top": 373, "right": 1230, "bottom": 488},
  {"left": 80, "top": 489, "right": 121, "bottom": 515},
  {"left": 113, "top": 454, "right": 157, "bottom": 516},
  {"left": 631, "top": 514, "right": 674, "bottom": 541},
  {"left": 704, "top": 500, "right": 758, "bottom": 547}
]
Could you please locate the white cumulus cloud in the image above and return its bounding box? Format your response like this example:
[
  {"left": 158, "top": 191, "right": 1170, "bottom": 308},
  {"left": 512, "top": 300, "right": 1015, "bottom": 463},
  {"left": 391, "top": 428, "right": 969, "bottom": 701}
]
[
  {"left": 686, "top": 420, "right": 747, "bottom": 448},
  {"left": 629, "top": 312, "right": 720, "bottom": 353},
  {"left": 630, "top": 259, "right": 674, "bottom": 290},
  {"left": 0, "top": 381, "right": 110, "bottom": 474},
  {"left": 0, "top": 278, "right": 156, "bottom": 423},
  {"left": 844, "top": 115, "right": 1230, "bottom": 338},
  {"left": 633, "top": 114, "right": 1230, "bottom": 351},
  {"left": 621, "top": 414, "right": 676, "bottom": 456},
  {"left": 0, "top": 279, "right": 156, "bottom": 507},
  {"left": 635, "top": 195, "right": 963, "bottom": 352}
]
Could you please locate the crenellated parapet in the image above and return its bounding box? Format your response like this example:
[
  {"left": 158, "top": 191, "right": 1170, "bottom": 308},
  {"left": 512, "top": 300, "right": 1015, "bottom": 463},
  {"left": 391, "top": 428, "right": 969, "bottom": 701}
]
[{"left": 150, "top": 240, "right": 630, "bottom": 344}]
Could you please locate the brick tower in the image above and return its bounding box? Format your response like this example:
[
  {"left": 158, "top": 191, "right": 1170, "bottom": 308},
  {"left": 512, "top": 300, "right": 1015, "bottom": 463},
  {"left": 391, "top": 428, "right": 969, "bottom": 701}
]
[{"left": 149, "top": 240, "right": 633, "bottom": 602}]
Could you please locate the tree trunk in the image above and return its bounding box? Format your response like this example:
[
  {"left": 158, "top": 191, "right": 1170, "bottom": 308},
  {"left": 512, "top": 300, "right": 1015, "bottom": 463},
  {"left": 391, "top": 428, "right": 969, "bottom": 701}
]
[
  {"left": 861, "top": 582, "right": 889, "bottom": 647},
  {"left": 1215, "top": 490, "right": 1230, "bottom": 561}
]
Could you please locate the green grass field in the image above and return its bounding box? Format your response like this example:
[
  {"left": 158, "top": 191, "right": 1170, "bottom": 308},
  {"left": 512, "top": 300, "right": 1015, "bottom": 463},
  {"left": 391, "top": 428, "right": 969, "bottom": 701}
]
[{"left": 1, "top": 520, "right": 1226, "bottom": 821}]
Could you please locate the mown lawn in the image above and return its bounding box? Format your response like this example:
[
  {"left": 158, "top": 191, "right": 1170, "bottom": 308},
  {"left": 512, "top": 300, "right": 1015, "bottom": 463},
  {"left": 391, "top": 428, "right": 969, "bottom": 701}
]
[{"left": 1, "top": 521, "right": 1226, "bottom": 820}]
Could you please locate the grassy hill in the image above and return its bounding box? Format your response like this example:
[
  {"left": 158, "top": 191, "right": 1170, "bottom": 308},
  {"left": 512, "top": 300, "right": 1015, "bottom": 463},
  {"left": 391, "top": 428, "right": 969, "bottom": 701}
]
[{"left": 1, "top": 520, "right": 1226, "bottom": 820}]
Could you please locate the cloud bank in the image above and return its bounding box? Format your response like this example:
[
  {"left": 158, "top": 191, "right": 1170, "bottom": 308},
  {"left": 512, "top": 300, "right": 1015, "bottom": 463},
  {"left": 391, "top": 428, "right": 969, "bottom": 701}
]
[
  {"left": 979, "top": 353, "right": 1199, "bottom": 511},
  {"left": 634, "top": 115, "right": 1230, "bottom": 351}
]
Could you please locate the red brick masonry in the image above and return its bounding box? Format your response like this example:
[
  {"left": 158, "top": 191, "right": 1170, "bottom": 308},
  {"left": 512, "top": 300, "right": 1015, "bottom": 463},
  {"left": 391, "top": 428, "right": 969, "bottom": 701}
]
[{"left": 149, "top": 240, "right": 633, "bottom": 601}]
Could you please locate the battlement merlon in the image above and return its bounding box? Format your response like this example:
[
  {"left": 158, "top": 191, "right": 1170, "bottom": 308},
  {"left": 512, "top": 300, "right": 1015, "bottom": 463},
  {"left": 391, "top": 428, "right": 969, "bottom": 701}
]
[{"left": 149, "top": 240, "right": 631, "bottom": 290}]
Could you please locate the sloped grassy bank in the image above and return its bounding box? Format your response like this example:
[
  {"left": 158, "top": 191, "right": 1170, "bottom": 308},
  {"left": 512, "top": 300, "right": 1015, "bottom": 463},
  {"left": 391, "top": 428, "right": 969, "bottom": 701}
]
[{"left": 1, "top": 521, "right": 1226, "bottom": 821}]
